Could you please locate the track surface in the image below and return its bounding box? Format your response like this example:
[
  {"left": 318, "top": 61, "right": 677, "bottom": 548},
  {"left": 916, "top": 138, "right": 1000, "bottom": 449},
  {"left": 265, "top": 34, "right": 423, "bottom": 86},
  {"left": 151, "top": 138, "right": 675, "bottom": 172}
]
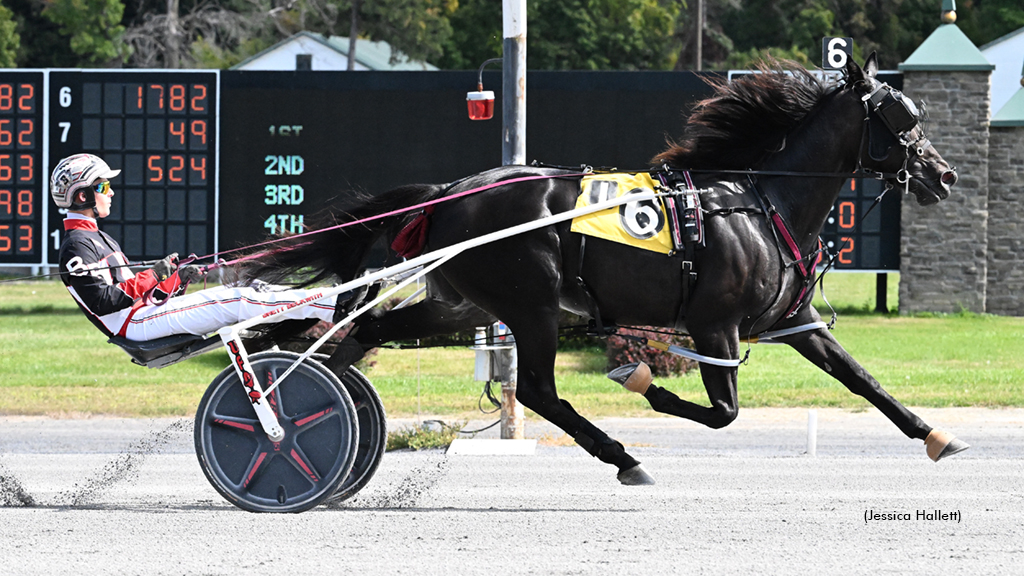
[{"left": 1, "top": 408, "right": 1021, "bottom": 575}]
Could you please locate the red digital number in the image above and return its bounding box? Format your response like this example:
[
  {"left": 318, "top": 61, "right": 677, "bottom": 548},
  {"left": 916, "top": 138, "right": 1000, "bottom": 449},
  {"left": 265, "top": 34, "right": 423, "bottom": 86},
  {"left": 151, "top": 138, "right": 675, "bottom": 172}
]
[
  {"left": 169, "top": 121, "right": 186, "bottom": 145},
  {"left": 0, "top": 84, "right": 11, "bottom": 111},
  {"left": 0, "top": 224, "right": 10, "bottom": 252},
  {"left": 17, "top": 189, "right": 32, "bottom": 217},
  {"left": 17, "top": 224, "right": 31, "bottom": 252},
  {"left": 838, "top": 201, "right": 855, "bottom": 229},
  {"left": 190, "top": 156, "right": 206, "bottom": 183},
  {"left": 190, "top": 120, "right": 206, "bottom": 144},
  {"left": 17, "top": 154, "right": 32, "bottom": 182},
  {"left": 0, "top": 154, "right": 11, "bottom": 182},
  {"left": 0, "top": 119, "right": 10, "bottom": 146},
  {"left": 838, "top": 237, "right": 854, "bottom": 265},
  {"left": 191, "top": 85, "right": 207, "bottom": 112},
  {"left": 147, "top": 155, "right": 164, "bottom": 183},
  {"left": 0, "top": 189, "right": 9, "bottom": 215},
  {"left": 149, "top": 84, "right": 164, "bottom": 109},
  {"left": 18, "top": 119, "right": 33, "bottom": 147},
  {"left": 18, "top": 84, "right": 33, "bottom": 111},
  {"left": 169, "top": 155, "right": 185, "bottom": 183},
  {"left": 170, "top": 84, "right": 186, "bottom": 112}
]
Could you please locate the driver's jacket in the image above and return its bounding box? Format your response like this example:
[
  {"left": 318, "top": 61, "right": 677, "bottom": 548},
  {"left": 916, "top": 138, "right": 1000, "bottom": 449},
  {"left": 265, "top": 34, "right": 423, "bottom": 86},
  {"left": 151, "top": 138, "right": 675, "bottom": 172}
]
[{"left": 59, "top": 215, "right": 182, "bottom": 337}]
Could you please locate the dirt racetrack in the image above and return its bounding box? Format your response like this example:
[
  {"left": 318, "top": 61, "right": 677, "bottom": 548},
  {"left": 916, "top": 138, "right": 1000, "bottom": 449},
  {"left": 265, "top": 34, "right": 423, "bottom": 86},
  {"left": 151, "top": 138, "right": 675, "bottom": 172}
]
[{"left": 0, "top": 408, "right": 1021, "bottom": 575}]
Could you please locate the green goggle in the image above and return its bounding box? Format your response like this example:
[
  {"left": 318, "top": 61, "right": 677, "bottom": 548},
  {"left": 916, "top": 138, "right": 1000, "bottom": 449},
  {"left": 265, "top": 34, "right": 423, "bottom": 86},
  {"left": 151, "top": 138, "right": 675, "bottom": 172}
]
[{"left": 94, "top": 181, "right": 112, "bottom": 196}]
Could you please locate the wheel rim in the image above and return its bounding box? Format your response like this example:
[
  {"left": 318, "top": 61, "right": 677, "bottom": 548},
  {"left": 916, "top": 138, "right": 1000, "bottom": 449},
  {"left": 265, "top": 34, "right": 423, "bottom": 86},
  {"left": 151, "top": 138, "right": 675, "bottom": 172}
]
[
  {"left": 332, "top": 366, "right": 387, "bottom": 502},
  {"left": 196, "top": 352, "right": 357, "bottom": 512}
]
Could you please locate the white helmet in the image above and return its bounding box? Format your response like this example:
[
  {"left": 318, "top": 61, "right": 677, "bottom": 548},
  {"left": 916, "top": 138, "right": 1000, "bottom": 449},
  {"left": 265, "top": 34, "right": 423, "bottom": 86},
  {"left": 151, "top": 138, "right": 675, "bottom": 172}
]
[{"left": 49, "top": 154, "right": 121, "bottom": 210}]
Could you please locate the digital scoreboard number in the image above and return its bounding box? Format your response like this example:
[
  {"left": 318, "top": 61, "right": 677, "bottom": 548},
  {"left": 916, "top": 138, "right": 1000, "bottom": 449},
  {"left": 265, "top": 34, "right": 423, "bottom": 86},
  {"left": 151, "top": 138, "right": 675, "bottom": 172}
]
[
  {"left": 46, "top": 71, "right": 217, "bottom": 264},
  {"left": 0, "top": 72, "right": 44, "bottom": 264},
  {"left": 821, "top": 178, "right": 900, "bottom": 271}
]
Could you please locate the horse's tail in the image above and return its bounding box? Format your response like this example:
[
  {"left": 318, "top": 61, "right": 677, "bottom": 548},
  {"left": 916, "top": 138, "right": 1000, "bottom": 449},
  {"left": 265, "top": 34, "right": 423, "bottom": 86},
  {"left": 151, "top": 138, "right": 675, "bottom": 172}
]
[{"left": 237, "top": 183, "right": 447, "bottom": 287}]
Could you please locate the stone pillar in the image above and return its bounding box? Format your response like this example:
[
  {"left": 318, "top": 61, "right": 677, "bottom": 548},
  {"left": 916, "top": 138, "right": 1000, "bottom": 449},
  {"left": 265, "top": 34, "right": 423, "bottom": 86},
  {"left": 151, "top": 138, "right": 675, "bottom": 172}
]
[
  {"left": 985, "top": 125, "right": 1024, "bottom": 315},
  {"left": 898, "top": 70, "right": 991, "bottom": 313},
  {"left": 896, "top": 11, "right": 995, "bottom": 314}
]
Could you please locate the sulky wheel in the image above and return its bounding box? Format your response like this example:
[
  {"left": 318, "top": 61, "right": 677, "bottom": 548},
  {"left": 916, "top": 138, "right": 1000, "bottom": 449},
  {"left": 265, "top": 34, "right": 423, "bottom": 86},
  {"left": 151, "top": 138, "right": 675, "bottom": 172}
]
[
  {"left": 312, "top": 355, "right": 388, "bottom": 504},
  {"left": 194, "top": 352, "right": 358, "bottom": 513}
]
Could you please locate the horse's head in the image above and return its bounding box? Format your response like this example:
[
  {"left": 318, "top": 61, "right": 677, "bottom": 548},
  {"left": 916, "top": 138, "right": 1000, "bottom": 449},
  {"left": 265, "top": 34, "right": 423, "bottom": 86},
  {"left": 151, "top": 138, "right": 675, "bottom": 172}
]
[{"left": 845, "top": 53, "right": 957, "bottom": 206}]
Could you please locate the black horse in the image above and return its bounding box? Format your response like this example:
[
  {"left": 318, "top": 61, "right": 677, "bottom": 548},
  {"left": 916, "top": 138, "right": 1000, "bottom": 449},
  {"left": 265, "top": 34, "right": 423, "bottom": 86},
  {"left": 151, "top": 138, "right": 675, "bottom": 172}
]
[{"left": 244, "top": 55, "right": 964, "bottom": 484}]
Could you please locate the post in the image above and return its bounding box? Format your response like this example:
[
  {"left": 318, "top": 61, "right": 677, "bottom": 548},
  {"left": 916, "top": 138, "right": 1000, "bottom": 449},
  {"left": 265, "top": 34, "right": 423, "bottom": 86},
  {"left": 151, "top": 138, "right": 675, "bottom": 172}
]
[
  {"left": 499, "top": 0, "right": 526, "bottom": 438},
  {"left": 502, "top": 0, "right": 526, "bottom": 166},
  {"left": 875, "top": 273, "right": 888, "bottom": 313},
  {"left": 499, "top": 348, "right": 524, "bottom": 439},
  {"left": 807, "top": 409, "right": 818, "bottom": 457},
  {"left": 695, "top": 0, "right": 703, "bottom": 71}
]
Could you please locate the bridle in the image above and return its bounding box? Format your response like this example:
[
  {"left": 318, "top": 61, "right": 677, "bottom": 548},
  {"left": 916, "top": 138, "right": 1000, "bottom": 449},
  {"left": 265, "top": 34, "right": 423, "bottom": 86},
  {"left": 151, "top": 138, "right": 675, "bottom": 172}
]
[{"left": 854, "top": 77, "right": 958, "bottom": 194}]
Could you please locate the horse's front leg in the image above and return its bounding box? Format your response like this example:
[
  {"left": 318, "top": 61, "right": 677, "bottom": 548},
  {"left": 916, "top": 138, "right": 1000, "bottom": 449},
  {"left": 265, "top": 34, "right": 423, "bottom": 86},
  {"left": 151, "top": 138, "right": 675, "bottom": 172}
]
[
  {"left": 781, "top": 326, "right": 969, "bottom": 461},
  {"left": 639, "top": 324, "right": 743, "bottom": 429},
  {"left": 501, "top": 306, "right": 655, "bottom": 485}
]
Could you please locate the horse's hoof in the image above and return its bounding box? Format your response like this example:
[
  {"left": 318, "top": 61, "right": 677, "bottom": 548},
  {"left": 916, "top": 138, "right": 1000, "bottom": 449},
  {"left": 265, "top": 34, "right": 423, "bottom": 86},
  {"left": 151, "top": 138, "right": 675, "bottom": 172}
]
[
  {"left": 924, "top": 429, "right": 970, "bottom": 462},
  {"left": 617, "top": 464, "right": 656, "bottom": 485},
  {"left": 607, "top": 362, "right": 652, "bottom": 395}
]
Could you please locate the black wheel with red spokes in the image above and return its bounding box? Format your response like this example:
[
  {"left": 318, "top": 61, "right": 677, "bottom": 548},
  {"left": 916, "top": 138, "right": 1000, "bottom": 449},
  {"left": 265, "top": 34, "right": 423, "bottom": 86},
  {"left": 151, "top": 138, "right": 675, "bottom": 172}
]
[{"left": 194, "top": 352, "right": 358, "bottom": 513}]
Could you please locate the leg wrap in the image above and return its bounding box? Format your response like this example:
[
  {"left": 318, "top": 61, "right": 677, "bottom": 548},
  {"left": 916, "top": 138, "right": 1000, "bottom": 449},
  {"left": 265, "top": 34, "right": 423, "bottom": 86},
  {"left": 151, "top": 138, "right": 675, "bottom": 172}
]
[{"left": 559, "top": 400, "right": 639, "bottom": 471}]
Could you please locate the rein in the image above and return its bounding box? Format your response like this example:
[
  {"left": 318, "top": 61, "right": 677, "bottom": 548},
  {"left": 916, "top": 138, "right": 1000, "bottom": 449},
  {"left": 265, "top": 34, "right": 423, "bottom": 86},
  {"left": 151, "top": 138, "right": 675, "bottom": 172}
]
[{"left": 199, "top": 172, "right": 590, "bottom": 272}]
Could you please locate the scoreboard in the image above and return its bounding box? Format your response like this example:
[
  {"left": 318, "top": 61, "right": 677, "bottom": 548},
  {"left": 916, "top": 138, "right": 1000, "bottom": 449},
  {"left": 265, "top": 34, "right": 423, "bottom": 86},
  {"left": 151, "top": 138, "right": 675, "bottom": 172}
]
[
  {"left": 0, "top": 73, "right": 43, "bottom": 264},
  {"left": 0, "top": 69, "right": 901, "bottom": 272},
  {"left": 821, "top": 177, "right": 900, "bottom": 270},
  {"left": 46, "top": 71, "right": 217, "bottom": 264}
]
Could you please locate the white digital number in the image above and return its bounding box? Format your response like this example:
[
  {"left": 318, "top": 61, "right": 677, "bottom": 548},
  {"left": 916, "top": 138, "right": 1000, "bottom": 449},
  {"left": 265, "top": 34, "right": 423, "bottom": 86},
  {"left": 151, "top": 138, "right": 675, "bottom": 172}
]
[
  {"left": 59, "top": 87, "right": 72, "bottom": 108},
  {"left": 58, "top": 122, "right": 71, "bottom": 142}
]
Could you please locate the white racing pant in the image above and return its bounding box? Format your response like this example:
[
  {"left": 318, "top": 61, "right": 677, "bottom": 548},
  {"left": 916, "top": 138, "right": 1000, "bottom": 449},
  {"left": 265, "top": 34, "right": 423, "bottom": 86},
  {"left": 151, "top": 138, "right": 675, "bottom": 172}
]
[{"left": 122, "top": 286, "right": 337, "bottom": 341}]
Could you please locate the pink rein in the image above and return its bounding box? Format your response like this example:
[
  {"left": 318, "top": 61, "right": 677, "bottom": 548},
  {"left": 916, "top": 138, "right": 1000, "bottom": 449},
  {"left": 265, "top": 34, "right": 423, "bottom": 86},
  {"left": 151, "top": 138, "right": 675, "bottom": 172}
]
[{"left": 204, "top": 172, "right": 586, "bottom": 271}]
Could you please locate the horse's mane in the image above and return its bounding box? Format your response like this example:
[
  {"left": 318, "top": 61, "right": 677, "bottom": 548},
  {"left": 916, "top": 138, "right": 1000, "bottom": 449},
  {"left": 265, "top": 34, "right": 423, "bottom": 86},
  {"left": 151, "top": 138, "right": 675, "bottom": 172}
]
[{"left": 653, "top": 58, "right": 832, "bottom": 170}]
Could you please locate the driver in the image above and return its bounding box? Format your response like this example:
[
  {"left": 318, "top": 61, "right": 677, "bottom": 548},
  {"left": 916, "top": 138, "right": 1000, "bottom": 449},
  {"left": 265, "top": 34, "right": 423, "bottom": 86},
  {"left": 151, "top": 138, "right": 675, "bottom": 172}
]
[{"left": 52, "top": 153, "right": 340, "bottom": 342}]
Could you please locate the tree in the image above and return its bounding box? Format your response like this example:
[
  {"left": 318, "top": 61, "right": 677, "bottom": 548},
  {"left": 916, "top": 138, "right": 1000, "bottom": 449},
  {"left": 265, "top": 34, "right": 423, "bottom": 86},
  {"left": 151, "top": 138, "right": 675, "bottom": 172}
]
[
  {"left": 440, "top": 0, "right": 679, "bottom": 70},
  {"left": 43, "top": 0, "right": 129, "bottom": 66},
  {"left": 0, "top": 1, "right": 20, "bottom": 67},
  {"left": 338, "top": 0, "right": 454, "bottom": 68}
]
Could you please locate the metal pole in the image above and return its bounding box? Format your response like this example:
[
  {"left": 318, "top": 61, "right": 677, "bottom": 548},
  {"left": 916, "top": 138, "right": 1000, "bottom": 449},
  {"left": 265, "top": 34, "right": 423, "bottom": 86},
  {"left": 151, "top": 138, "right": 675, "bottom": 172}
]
[
  {"left": 502, "top": 0, "right": 526, "bottom": 166},
  {"left": 695, "top": 0, "right": 703, "bottom": 72},
  {"left": 499, "top": 0, "right": 526, "bottom": 439}
]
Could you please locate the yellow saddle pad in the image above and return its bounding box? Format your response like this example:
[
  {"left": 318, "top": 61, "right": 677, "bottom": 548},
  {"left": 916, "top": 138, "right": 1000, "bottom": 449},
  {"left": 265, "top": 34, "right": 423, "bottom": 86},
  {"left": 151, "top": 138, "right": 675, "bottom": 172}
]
[{"left": 571, "top": 173, "right": 672, "bottom": 254}]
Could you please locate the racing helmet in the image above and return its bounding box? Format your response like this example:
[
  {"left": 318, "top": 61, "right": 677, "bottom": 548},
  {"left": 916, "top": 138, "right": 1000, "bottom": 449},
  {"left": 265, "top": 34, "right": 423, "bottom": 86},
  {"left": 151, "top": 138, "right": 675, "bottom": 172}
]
[{"left": 49, "top": 154, "right": 121, "bottom": 210}]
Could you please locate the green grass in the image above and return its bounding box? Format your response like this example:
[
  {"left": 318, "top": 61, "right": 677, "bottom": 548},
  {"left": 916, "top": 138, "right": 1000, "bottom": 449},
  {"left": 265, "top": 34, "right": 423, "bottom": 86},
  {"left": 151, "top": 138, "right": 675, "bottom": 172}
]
[{"left": 2, "top": 275, "right": 1022, "bottom": 418}]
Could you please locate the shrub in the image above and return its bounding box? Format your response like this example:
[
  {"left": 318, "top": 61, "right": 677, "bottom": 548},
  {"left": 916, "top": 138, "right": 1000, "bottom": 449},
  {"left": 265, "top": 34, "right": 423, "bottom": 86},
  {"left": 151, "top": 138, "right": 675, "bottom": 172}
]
[{"left": 606, "top": 327, "right": 698, "bottom": 377}]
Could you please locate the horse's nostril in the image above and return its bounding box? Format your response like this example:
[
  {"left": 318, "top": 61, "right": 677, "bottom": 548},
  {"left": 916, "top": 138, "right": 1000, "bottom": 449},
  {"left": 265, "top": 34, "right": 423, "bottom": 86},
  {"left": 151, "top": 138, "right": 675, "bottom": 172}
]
[{"left": 940, "top": 170, "right": 958, "bottom": 186}]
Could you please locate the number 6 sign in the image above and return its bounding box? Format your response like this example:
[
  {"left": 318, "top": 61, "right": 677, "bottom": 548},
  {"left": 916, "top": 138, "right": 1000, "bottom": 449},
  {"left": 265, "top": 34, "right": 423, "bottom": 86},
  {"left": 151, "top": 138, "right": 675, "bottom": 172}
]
[{"left": 822, "top": 37, "right": 854, "bottom": 70}]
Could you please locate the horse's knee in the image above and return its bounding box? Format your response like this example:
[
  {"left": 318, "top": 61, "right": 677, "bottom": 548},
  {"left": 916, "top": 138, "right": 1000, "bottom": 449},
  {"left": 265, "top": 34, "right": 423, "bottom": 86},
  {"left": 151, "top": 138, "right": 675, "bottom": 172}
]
[{"left": 705, "top": 404, "right": 738, "bottom": 429}]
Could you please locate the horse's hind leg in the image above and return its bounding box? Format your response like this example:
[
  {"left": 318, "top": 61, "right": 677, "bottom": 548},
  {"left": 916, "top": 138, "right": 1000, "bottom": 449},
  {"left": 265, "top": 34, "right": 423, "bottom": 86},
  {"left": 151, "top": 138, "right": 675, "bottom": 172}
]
[{"left": 782, "top": 327, "right": 969, "bottom": 461}]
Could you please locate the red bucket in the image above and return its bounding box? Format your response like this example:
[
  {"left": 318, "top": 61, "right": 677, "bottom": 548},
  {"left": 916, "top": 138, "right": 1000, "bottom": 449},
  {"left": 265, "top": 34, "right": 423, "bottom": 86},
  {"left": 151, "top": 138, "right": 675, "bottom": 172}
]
[{"left": 466, "top": 91, "right": 495, "bottom": 120}]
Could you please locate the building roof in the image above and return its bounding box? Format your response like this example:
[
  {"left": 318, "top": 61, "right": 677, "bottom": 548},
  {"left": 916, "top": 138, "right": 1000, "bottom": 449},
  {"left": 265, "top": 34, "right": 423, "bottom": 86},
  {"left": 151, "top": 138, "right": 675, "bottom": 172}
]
[
  {"left": 979, "top": 25, "right": 1024, "bottom": 52},
  {"left": 232, "top": 31, "right": 438, "bottom": 71},
  {"left": 899, "top": 24, "right": 994, "bottom": 72},
  {"left": 991, "top": 87, "right": 1024, "bottom": 127}
]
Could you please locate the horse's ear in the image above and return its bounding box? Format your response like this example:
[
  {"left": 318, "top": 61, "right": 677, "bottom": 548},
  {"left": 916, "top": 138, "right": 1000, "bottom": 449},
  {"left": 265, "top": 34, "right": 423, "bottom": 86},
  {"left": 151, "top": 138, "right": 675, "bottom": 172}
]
[
  {"left": 844, "top": 55, "right": 864, "bottom": 85},
  {"left": 863, "top": 52, "right": 879, "bottom": 79}
]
